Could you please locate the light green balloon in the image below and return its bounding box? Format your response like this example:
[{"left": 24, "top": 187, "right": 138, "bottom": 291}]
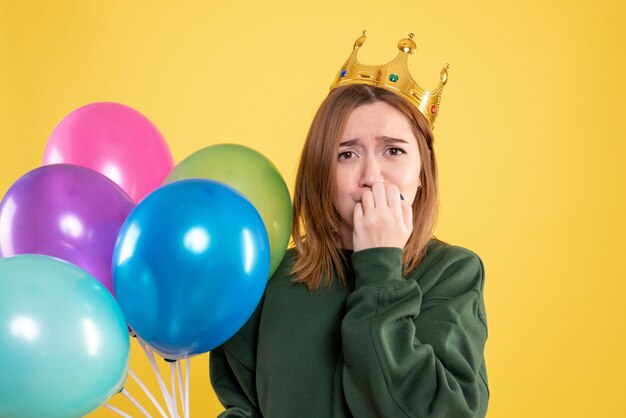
[
  {"left": 0, "top": 255, "right": 130, "bottom": 418},
  {"left": 165, "top": 144, "right": 292, "bottom": 278}
]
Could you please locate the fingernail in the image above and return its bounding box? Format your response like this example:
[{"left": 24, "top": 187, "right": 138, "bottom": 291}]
[{"left": 400, "top": 193, "right": 404, "bottom": 201}]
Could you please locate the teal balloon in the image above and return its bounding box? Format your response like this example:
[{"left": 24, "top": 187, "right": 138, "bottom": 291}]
[
  {"left": 165, "top": 144, "right": 292, "bottom": 278},
  {"left": 0, "top": 255, "right": 130, "bottom": 418}
]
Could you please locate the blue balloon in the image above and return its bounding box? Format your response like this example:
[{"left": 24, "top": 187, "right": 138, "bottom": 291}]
[
  {"left": 113, "top": 179, "right": 270, "bottom": 359},
  {"left": 0, "top": 254, "right": 130, "bottom": 418}
]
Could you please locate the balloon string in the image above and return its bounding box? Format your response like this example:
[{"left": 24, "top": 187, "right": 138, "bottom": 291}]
[
  {"left": 122, "top": 387, "right": 153, "bottom": 418},
  {"left": 139, "top": 340, "right": 176, "bottom": 417},
  {"left": 176, "top": 360, "right": 185, "bottom": 417},
  {"left": 137, "top": 338, "right": 176, "bottom": 417},
  {"left": 185, "top": 357, "right": 191, "bottom": 418},
  {"left": 104, "top": 403, "right": 134, "bottom": 418},
  {"left": 128, "top": 368, "right": 169, "bottom": 418},
  {"left": 170, "top": 361, "right": 178, "bottom": 418}
]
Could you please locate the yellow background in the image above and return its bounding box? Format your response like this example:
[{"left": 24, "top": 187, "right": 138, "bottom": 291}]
[{"left": 1, "top": 0, "right": 625, "bottom": 416}]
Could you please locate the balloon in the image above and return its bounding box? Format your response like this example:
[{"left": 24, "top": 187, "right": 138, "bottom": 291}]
[
  {"left": 0, "top": 164, "right": 134, "bottom": 296},
  {"left": 43, "top": 102, "right": 174, "bottom": 202},
  {"left": 0, "top": 254, "right": 130, "bottom": 418},
  {"left": 113, "top": 179, "right": 269, "bottom": 359},
  {"left": 165, "top": 144, "right": 291, "bottom": 278}
]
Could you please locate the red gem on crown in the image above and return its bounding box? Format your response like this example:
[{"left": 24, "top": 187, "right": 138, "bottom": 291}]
[{"left": 430, "top": 105, "right": 437, "bottom": 115}]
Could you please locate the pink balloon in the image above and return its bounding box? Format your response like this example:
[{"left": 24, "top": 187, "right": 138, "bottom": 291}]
[{"left": 43, "top": 102, "right": 174, "bottom": 203}]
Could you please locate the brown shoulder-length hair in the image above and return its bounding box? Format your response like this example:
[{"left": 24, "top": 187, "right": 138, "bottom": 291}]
[{"left": 291, "top": 84, "right": 440, "bottom": 290}]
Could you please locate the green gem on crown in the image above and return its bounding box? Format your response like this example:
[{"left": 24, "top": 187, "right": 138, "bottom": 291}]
[{"left": 389, "top": 73, "right": 399, "bottom": 82}]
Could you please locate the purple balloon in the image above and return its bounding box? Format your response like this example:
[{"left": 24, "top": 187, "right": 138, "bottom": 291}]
[{"left": 0, "top": 164, "right": 134, "bottom": 295}]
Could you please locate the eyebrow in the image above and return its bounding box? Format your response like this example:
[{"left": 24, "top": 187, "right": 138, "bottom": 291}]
[{"left": 339, "top": 136, "right": 409, "bottom": 147}]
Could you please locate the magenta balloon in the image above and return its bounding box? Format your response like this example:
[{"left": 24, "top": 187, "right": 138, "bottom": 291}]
[
  {"left": 0, "top": 164, "right": 134, "bottom": 296},
  {"left": 43, "top": 102, "right": 174, "bottom": 202}
]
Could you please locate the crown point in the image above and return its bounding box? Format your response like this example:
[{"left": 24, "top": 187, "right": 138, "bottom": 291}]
[
  {"left": 398, "top": 36, "right": 416, "bottom": 54},
  {"left": 354, "top": 31, "right": 367, "bottom": 49},
  {"left": 408, "top": 33, "right": 415, "bottom": 38},
  {"left": 440, "top": 67, "right": 449, "bottom": 85}
]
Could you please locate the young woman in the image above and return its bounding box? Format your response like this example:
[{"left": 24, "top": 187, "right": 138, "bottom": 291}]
[{"left": 210, "top": 33, "right": 489, "bottom": 418}]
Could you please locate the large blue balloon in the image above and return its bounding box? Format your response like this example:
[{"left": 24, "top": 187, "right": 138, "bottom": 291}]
[
  {"left": 0, "top": 255, "right": 130, "bottom": 418},
  {"left": 113, "top": 179, "right": 270, "bottom": 359}
]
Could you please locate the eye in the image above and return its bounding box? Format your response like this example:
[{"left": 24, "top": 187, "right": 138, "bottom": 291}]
[
  {"left": 385, "top": 147, "right": 406, "bottom": 156},
  {"left": 338, "top": 151, "right": 356, "bottom": 160}
]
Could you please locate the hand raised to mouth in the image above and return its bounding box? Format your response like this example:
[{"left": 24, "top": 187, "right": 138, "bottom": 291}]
[{"left": 352, "top": 182, "right": 413, "bottom": 252}]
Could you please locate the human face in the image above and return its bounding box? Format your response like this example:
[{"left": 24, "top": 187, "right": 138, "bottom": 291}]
[{"left": 334, "top": 101, "right": 421, "bottom": 248}]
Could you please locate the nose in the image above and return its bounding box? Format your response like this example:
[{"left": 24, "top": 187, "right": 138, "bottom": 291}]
[{"left": 359, "top": 155, "right": 385, "bottom": 188}]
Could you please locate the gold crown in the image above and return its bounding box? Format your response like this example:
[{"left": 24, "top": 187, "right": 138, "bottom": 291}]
[{"left": 330, "top": 31, "right": 449, "bottom": 129}]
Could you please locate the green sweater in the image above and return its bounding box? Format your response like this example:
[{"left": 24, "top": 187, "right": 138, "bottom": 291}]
[{"left": 210, "top": 239, "right": 489, "bottom": 417}]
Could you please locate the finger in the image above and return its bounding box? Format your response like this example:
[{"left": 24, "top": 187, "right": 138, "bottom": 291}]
[
  {"left": 361, "top": 189, "right": 374, "bottom": 215},
  {"left": 401, "top": 201, "right": 413, "bottom": 231},
  {"left": 353, "top": 202, "right": 364, "bottom": 228},
  {"left": 386, "top": 184, "right": 401, "bottom": 214},
  {"left": 371, "top": 182, "right": 387, "bottom": 209}
]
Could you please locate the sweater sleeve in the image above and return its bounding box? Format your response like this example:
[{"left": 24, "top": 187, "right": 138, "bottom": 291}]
[
  {"left": 209, "top": 299, "right": 263, "bottom": 418},
  {"left": 341, "top": 246, "right": 489, "bottom": 418}
]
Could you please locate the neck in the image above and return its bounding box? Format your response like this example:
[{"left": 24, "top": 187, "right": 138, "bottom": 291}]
[{"left": 339, "top": 224, "right": 353, "bottom": 250}]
